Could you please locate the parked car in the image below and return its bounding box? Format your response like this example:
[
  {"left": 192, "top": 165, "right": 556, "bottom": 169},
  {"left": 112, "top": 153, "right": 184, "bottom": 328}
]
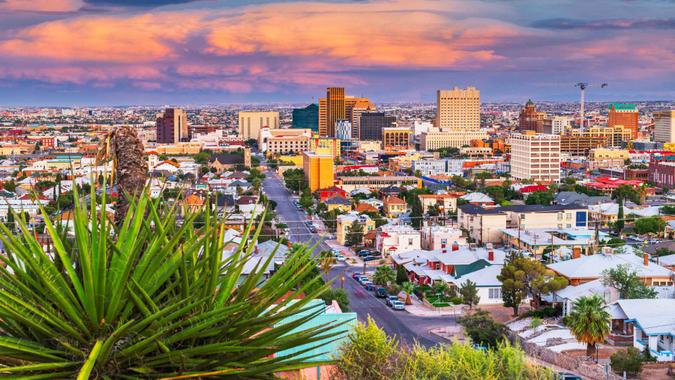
[
  {"left": 308, "top": 226, "right": 317, "bottom": 233},
  {"left": 361, "top": 280, "right": 374, "bottom": 288},
  {"left": 364, "top": 283, "right": 376, "bottom": 291},
  {"left": 351, "top": 272, "right": 361, "bottom": 279},
  {"left": 376, "top": 288, "right": 388, "bottom": 298},
  {"left": 391, "top": 300, "right": 405, "bottom": 310},
  {"left": 363, "top": 255, "right": 381, "bottom": 262},
  {"left": 357, "top": 250, "right": 370, "bottom": 256},
  {"left": 358, "top": 276, "right": 370, "bottom": 284},
  {"left": 386, "top": 296, "right": 399, "bottom": 306},
  {"left": 556, "top": 373, "right": 581, "bottom": 380},
  {"left": 331, "top": 249, "right": 341, "bottom": 256},
  {"left": 336, "top": 255, "right": 346, "bottom": 262}
]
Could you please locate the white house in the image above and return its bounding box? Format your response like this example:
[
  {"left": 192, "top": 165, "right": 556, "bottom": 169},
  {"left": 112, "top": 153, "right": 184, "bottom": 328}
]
[
  {"left": 375, "top": 224, "right": 420, "bottom": 255},
  {"left": 610, "top": 299, "right": 675, "bottom": 362}
]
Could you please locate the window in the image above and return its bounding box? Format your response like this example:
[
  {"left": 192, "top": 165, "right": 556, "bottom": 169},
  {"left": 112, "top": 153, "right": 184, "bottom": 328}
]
[
  {"left": 408, "top": 238, "right": 414, "bottom": 246},
  {"left": 489, "top": 288, "right": 501, "bottom": 299},
  {"left": 441, "top": 239, "right": 448, "bottom": 245}
]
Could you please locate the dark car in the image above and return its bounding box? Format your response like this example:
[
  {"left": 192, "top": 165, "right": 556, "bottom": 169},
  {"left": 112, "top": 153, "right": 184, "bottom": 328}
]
[
  {"left": 351, "top": 272, "right": 362, "bottom": 279},
  {"left": 556, "top": 373, "right": 582, "bottom": 380},
  {"left": 363, "top": 255, "right": 381, "bottom": 262},
  {"left": 375, "top": 288, "right": 388, "bottom": 298}
]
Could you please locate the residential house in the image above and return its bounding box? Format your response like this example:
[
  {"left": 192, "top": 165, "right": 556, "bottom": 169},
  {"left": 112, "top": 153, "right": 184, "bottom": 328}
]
[
  {"left": 318, "top": 186, "right": 348, "bottom": 202},
  {"left": 354, "top": 202, "right": 378, "bottom": 214},
  {"left": 375, "top": 224, "right": 420, "bottom": 255},
  {"left": 555, "top": 191, "right": 610, "bottom": 207},
  {"left": 418, "top": 192, "right": 462, "bottom": 214},
  {"left": 383, "top": 196, "right": 406, "bottom": 218},
  {"left": 658, "top": 254, "right": 675, "bottom": 271},
  {"left": 209, "top": 152, "right": 247, "bottom": 173},
  {"left": 552, "top": 279, "right": 619, "bottom": 317},
  {"left": 609, "top": 299, "right": 675, "bottom": 362},
  {"left": 182, "top": 194, "right": 204, "bottom": 215},
  {"left": 461, "top": 192, "right": 494, "bottom": 206},
  {"left": 420, "top": 226, "right": 466, "bottom": 250},
  {"left": 500, "top": 228, "right": 604, "bottom": 257},
  {"left": 325, "top": 196, "right": 352, "bottom": 212},
  {"left": 336, "top": 213, "right": 376, "bottom": 246}
]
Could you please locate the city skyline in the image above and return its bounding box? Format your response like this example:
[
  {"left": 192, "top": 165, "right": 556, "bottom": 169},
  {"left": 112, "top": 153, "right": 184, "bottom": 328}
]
[{"left": 0, "top": 0, "right": 673, "bottom": 106}]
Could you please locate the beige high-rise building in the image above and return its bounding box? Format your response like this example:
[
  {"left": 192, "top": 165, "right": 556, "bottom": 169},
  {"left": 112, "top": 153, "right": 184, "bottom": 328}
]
[
  {"left": 319, "top": 89, "right": 376, "bottom": 138},
  {"left": 509, "top": 132, "right": 561, "bottom": 182},
  {"left": 654, "top": 110, "right": 675, "bottom": 143},
  {"left": 436, "top": 86, "right": 480, "bottom": 132},
  {"left": 238, "top": 111, "right": 279, "bottom": 140}
]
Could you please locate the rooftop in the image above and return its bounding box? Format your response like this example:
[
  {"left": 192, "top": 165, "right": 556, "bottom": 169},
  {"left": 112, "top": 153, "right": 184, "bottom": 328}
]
[{"left": 547, "top": 253, "right": 672, "bottom": 280}]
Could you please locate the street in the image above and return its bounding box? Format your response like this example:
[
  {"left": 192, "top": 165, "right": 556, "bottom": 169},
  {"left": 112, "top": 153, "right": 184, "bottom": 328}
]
[{"left": 262, "top": 169, "right": 456, "bottom": 347}]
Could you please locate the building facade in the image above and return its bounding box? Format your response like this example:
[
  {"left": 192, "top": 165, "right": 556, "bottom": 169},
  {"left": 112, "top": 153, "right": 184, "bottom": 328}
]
[
  {"left": 292, "top": 104, "right": 318, "bottom": 132},
  {"left": 654, "top": 109, "right": 675, "bottom": 143},
  {"left": 238, "top": 111, "right": 279, "bottom": 140},
  {"left": 509, "top": 132, "right": 561, "bottom": 182},
  {"left": 335, "top": 120, "right": 352, "bottom": 140},
  {"left": 259, "top": 128, "right": 312, "bottom": 156},
  {"left": 303, "top": 152, "right": 334, "bottom": 192},
  {"left": 156, "top": 108, "right": 188, "bottom": 144},
  {"left": 560, "top": 135, "right": 607, "bottom": 156},
  {"left": 568, "top": 126, "right": 632, "bottom": 148},
  {"left": 518, "top": 100, "right": 546, "bottom": 133},
  {"left": 359, "top": 112, "right": 396, "bottom": 141},
  {"left": 544, "top": 116, "right": 573, "bottom": 135},
  {"left": 382, "top": 127, "right": 412, "bottom": 150},
  {"left": 436, "top": 86, "right": 480, "bottom": 131},
  {"left": 608, "top": 103, "right": 639, "bottom": 139},
  {"left": 420, "top": 128, "right": 488, "bottom": 150}
]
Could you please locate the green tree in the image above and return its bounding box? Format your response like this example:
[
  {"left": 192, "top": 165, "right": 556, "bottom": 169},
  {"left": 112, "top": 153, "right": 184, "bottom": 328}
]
[
  {"left": 283, "top": 168, "right": 306, "bottom": 193},
  {"left": 192, "top": 151, "right": 211, "bottom": 164},
  {"left": 499, "top": 257, "right": 567, "bottom": 311},
  {"left": 410, "top": 195, "right": 424, "bottom": 229},
  {"left": 373, "top": 265, "right": 396, "bottom": 286},
  {"left": 457, "top": 309, "right": 507, "bottom": 348},
  {"left": 299, "top": 186, "right": 314, "bottom": 209},
  {"left": 401, "top": 281, "right": 415, "bottom": 305},
  {"left": 525, "top": 191, "right": 554, "bottom": 206},
  {"left": 335, "top": 317, "right": 399, "bottom": 380},
  {"left": 602, "top": 264, "right": 657, "bottom": 299},
  {"left": 3, "top": 180, "right": 17, "bottom": 193},
  {"left": 633, "top": 217, "right": 666, "bottom": 235},
  {"left": 498, "top": 260, "right": 527, "bottom": 316},
  {"left": 345, "top": 222, "right": 364, "bottom": 246},
  {"left": 459, "top": 280, "right": 480, "bottom": 310},
  {"left": 396, "top": 265, "right": 408, "bottom": 284},
  {"left": 610, "top": 348, "right": 643, "bottom": 376},
  {"left": 611, "top": 185, "right": 639, "bottom": 234},
  {"left": 567, "top": 295, "right": 611, "bottom": 357},
  {"left": 0, "top": 188, "right": 337, "bottom": 378},
  {"left": 321, "top": 288, "right": 350, "bottom": 312},
  {"left": 660, "top": 205, "right": 675, "bottom": 215}
]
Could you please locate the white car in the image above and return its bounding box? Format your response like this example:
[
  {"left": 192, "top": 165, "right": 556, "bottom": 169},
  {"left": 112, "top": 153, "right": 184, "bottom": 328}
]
[
  {"left": 391, "top": 300, "right": 405, "bottom": 310},
  {"left": 336, "top": 255, "right": 346, "bottom": 262}
]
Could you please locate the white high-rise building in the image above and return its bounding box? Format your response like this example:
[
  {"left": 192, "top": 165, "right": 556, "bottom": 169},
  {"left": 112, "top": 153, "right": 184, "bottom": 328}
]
[
  {"left": 335, "top": 119, "right": 352, "bottom": 140},
  {"left": 654, "top": 110, "right": 675, "bottom": 144},
  {"left": 238, "top": 111, "right": 279, "bottom": 140},
  {"left": 436, "top": 86, "right": 480, "bottom": 132},
  {"left": 509, "top": 132, "right": 561, "bottom": 182}
]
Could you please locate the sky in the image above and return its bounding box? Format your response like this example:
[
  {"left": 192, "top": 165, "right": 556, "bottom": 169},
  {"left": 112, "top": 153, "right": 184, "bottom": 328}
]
[{"left": 0, "top": 0, "right": 673, "bottom": 106}]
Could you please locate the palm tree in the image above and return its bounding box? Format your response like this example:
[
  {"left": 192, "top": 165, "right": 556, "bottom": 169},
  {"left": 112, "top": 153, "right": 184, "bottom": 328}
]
[
  {"left": 319, "top": 250, "right": 336, "bottom": 274},
  {"left": 0, "top": 185, "right": 341, "bottom": 378},
  {"left": 402, "top": 281, "right": 415, "bottom": 305},
  {"left": 567, "top": 295, "right": 611, "bottom": 358},
  {"left": 373, "top": 265, "right": 396, "bottom": 286}
]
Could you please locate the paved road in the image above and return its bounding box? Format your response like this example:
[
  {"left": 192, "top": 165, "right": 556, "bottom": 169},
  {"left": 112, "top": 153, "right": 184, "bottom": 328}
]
[{"left": 262, "top": 169, "right": 455, "bottom": 347}]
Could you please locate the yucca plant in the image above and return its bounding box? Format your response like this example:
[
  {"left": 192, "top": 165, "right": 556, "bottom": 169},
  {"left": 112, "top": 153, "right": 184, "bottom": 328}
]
[{"left": 0, "top": 183, "right": 342, "bottom": 379}]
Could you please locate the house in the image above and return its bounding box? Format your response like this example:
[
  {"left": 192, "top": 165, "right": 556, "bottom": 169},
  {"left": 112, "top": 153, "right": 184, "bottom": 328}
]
[
  {"left": 658, "top": 254, "right": 675, "bottom": 271},
  {"left": 547, "top": 252, "right": 674, "bottom": 286},
  {"left": 418, "top": 192, "right": 462, "bottom": 214},
  {"left": 378, "top": 185, "right": 403, "bottom": 198},
  {"left": 324, "top": 196, "right": 352, "bottom": 212},
  {"left": 420, "top": 225, "right": 466, "bottom": 250},
  {"left": 336, "top": 213, "right": 376, "bottom": 246},
  {"left": 276, "top": 299, "right": 357, "bottom": 380},
  {"left": 555, "top": 191, "right": 610, "bottom": 207},
  {"left": 209, "top": 152, "right": 247, "bottom": 173},
  {"left": 182, "top": 194, "right": 204, "bottom": 214},
  {"left": 609, "top": 299, "right": 675, "bottom": 361},
  {"left": 461, "top": 192, "right": 494, "bottom": 206},
  {"left": 452, "top": 265, "right": 506, "bottom": 305},
  {"left": 317, "top": 186, "right": 348, "bottom": 202},
  {"left": 500, "top": 228, "right": 604, "bottom": 257},
  {"left": 375, "top": 224, "right": 420, "bottom": 255},
  {"left": 354, "top": 202, "right": 378, "bottom": 214},
  {"left": 552, "top": 279, "right": 619, "bottom": 316},
  {"left": 589, "top": 202, "right": 662, "bottom": 226},
  {"left": 222, "top": 239, "right": 289, "bottom": 278},
  {"left": 383, "top": 196, "right": 406, "bottom": 218}
]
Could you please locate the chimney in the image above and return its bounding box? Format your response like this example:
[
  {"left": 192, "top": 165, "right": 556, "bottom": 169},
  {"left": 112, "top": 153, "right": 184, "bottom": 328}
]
[
  {"left": 488, "top": 250, "right": 494, "bottom": 262},
  {"left": 643, "top": 253, "right": 649, "bottom": 266},
  {"left": 451, "top": 243, "right": 459, "bottom": 251},
  {"left": 573, "top": 247, "right": 581, "bottom": 259}
]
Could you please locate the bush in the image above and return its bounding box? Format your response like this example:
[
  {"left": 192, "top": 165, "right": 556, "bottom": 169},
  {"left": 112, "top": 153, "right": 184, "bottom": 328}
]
[
  {"left": 450, "top": 297, "right": 463, "bottom": 305},
  {"left": 386, "top": 284, "right": 401, "bottom": 296},
  {"left": 530, "top": 317, "right": 543, "bottom": 329},
  {"left": 610, "top": 348, "right": 643, "bottom": 376},
  {"left": 457, "top": 309, "right": 508, "bottom": 348},
  {"left": 525, "top": 306, "right": 561, "bottom": 319}
]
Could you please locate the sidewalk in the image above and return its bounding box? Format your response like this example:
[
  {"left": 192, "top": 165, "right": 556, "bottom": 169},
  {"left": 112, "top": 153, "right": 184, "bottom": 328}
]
[{"left": 404, "top": 298, "right": 466, "bottom": 317}]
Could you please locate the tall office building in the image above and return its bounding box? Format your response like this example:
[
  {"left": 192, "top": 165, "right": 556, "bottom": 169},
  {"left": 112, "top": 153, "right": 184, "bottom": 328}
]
[
  {"left": 436, "top": 86, "right": 480, "bottom": 132},
  {"left": 292, "top": 104, "right": 318, "bottom": 131},
  {"left": 318, "top": 88, "right": 375, "bottom": 137},
  {"left": 335, "top": 120, "right": 352, "bottom": 140},
  {"left": 156, "top": 108, "right": 188, "bottom": 144},
  {"left": 518, "top": 100, "right": 547, "bottom": 133},
  {"left": 653, "top": 110, "right": 675, "bottom": 144},
  {"left": 303, "top": 152, "right": 335, "bottom": 192},
  {"left": 359, "top": 112, "right": 396, "bottom": 141},
  {"left": 509, "top": 132, "right": 561, "bottom": 182},
  {"left": 608, "top": 103, "right": 638, "bottom": 139},
  {"left": 238, "top": 111, "right": 279, "bottom": 140}
]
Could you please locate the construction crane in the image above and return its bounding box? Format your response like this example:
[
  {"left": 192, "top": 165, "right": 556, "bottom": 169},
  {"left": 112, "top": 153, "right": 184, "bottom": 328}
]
[{"left": 575, "top": 82, "right": 607, "bottom": 129}]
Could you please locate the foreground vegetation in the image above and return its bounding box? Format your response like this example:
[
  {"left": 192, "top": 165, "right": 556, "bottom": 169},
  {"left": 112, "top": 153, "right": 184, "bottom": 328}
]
[
  {"left": 0, "top": 185, "right": 338, "bottom": 378},
  {"left": 334, "top": 317, "right": 553, "bottom": 380}
]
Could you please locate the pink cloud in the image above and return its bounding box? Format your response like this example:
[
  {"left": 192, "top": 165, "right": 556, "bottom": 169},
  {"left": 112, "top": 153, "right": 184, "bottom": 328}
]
[{"left": 1, "top": 0, "right": 83, "bottom": 13}]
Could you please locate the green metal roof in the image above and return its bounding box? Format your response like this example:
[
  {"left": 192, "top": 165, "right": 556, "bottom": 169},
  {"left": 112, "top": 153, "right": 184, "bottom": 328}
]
[
  {"left": 454, "top": 260, "right": 489, "bottom": 278},
  {"left": 609, "top": 103, "right": 637, "bottom": 111}
]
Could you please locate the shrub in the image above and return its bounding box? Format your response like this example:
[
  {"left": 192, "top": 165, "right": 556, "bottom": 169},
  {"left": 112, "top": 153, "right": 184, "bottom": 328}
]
[
  {"left": 458, "top": 309, "right": 508, "bottom": 348},
  {"left": 530, "top": 317, "right": 543, "bottom": 329},
  {"left": 525, "top": 306, "right": 561, "bottom": 319},
  {"left": 610, "top": 348, "right": 643, "bottom": 375},
  {"left": 450, "top": 296, "right": 464, "bottom": 305}
]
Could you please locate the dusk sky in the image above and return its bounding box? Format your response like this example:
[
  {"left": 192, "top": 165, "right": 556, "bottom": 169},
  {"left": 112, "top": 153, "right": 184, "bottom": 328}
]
[{"left": 0, "top": 0, "right": 673, "bottom": 106}]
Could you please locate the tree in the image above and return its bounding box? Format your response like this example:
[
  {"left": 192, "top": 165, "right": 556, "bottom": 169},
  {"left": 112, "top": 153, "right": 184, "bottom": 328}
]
[
  {"left": 459, "top": 280, "right": 480, "bottom": 309},
  {"left": 0, "top": 189, "right": 336, "bottom": 377},
  {"left": 299, "top": 186, "right": 314, "bottom": 209},
  {"left": 192, "top": 151, "right": 211, "bottom": 165},
  {"left": 283, "top": 168, "right": 306, "bottom": 193},
  {"left": 410, "top": 195, "right": 424, "bottom": 228},
  {"left": 661, "top": 205, "right": 675, "bottom": 215},
  {"left": 319, "top": 250, "right": 336, "bottom": 274},
  {"left": 396, "top": 265, "right": 408, "bottom": 284},
  {"left": 525, "top": 191, "right": 554, "bottom": 206},
  {"left": 321, "top": 288, "right": 350, "bottom": 312},
  {"left": 602, "top": 264, "right": 657, "bottom": 299},
  {"left": 610, "top": 348, "right": 643, "bottom": 376},
  {"left": 567, "top": 295, "right": 611, "bottom": 357},
  {"left": 2, "top": 180, "right": 16, "bottom": 193},
  {"left": 612, "top": 185, "right": 639, "bottom": 235},
  {"left": 345, "top": 222, "right": 364, "bottom": 246},
  {"left": 335, "top": 317, "right": 399, "bottom": 380},
  {"left": 432, "top": 281, "right": 454, "bottom": 298},
  {"left": 373, "top": 265, "right": 396, "bottom": 286},
  {"left": 401, "top": 281, "right": 415, "bottom": 305},
  {"left": 633, "top": 217, "right": 666, "bottom": 235},
  {"left": 498, "top": 262, "right": 527, "bottom": 316},
  {"left": 457, "top": 309, "right": 507, "bottom": 348},
  {"left": 499, "top": 257, "right": 568, "bottom": 311}
]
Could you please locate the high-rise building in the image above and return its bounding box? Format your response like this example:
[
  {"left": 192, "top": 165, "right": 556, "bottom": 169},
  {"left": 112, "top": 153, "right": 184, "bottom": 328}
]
[
  {"left": 543, "top": 116, "right": 573, "bottom": 135},
  {"left": 318, "top": 86, "right": 376, "bottom": 138},
  {"left": 238, "top": 111, "right": 279, "bottom": 140},
  {"left": 436, "top": 86, "right": 480, "bottom": 132},
  {"left": 518, "top": 100, "right": 547, "bottom": 133},
  {"left": 359, "top": 112, "right": 396, "bottom": 141},
  {"left": 292, "top": 104, "right": 318, "bottom": 131},
  {"left": 335, "top": 120, "right": 352, "bottom": 140},
  {"left": 608, "top": 103, "right": 639, "bottom": 139},
  {"left": 509, "top": 132, "right": 561, "bottom": 182},
  {"left": 303, "top": 152, "right": 335, "bottom": 192},
  {"left": 654, "top": 110, "right": 675, "bottom": 143},
  {"left": 382, "top": 127, "right": 412, "bottom": 150},
  {"left": 156, "top": 108, "right": 188, "bottom": 144},
  {"left": 559, "top": 135, "right": 607, "bottom": 157}
]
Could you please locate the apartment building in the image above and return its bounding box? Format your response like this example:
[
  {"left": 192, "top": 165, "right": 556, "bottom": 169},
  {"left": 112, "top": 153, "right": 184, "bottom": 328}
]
[
  {"left": 258, "top": 128, "right": 311, "bottom": 156},
  {"left": 156, "top": 108, "right": 188, "bottom": 144},
  {"left": 418, "top": 193, "right": 462, "bottom": 214},
  {"left": 509, "top": 132, "right": 561, "bottom": 182},
  {"left": 303, "top": 151, "right": 334, "bottom": 192},
  {"left": 420, "top": 226, "right": 466, "bottom": 250},
  {"left": 436, "top": 86, "right": 480, "bottom": 131},
  {"left": 375, "top": 224, "right": 421, "bottom": 255},
  {"left": 654, "top": 110, "right": 675, "bottom": 144},
  {"left": 336, "top": 213, "right": 376, "bottom": 246}
]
